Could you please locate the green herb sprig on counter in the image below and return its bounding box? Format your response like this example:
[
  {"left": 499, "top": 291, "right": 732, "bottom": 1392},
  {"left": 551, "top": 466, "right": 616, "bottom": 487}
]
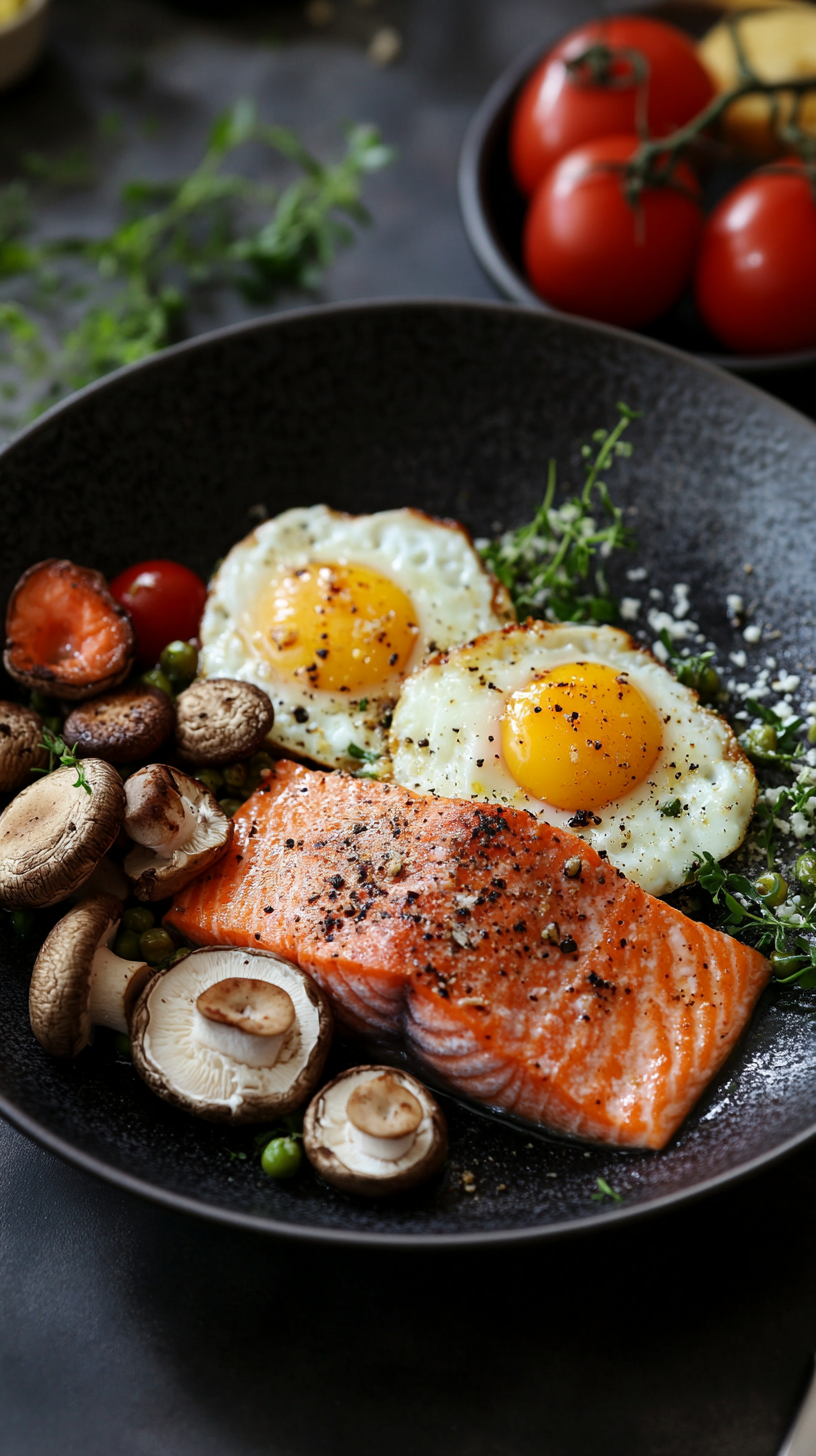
[
  {"left": 33, "top": 729, "right": 92, "bottom": 795},
  {"left": 481, "top": 402, "right": 638, "bottom": 623},
  {"left": 0, "top": 100, "right": 393, "bottom": 420},
  {"left": 658, "top": 629, "right": 721, "bottom": 704}
]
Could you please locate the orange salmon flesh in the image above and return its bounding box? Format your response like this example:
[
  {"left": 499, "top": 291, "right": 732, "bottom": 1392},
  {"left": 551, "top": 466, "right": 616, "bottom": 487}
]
[{"left": 166, "top": 760, "right": 770, "bottom": 1149}]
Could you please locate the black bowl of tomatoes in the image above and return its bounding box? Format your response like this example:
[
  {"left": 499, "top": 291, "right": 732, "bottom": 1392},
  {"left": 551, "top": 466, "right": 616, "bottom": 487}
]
[{"left": 459, "top": 2, "right": 816, "bottom": 373}]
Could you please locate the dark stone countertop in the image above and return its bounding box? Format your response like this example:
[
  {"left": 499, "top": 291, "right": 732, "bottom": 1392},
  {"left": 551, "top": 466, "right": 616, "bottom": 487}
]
[{"left": 2, "top": 3, "right": 816, "bottom": 1452}]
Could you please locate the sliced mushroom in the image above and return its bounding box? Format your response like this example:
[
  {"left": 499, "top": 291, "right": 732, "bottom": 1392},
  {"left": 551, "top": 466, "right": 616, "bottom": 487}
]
[
  {"left": 129, "top": 946, "right": 333, "bottom": 1123},
  {"left": 303, "top": 1066, "right": 448, "bottom": 1197},
  {"left": 29, "top": 892, "right": 152, "bottom": 1057},
  {"left": 4, "top": 559, "right": 135, "bottom": 700},
  {"left": 0, "top": 760, "right": 125, "bottom": 909},
  {"left": 123, "top": 764, "right": 233, "bottom": 901},
  {"left": 175, "top": 678, "right": 274, "bottom": 766},
  {"left": 0, "top": 701, "right": 46, "bottom": 792},
  {"left": 63, "top": 686, "right": 174, "bottom": 765}
]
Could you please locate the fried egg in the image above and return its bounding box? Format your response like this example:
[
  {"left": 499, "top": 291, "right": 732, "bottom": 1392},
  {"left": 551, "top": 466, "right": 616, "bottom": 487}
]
[
  {"left": 199, "top": 506, "right": 514, "bottom": 770},
  {"left": 389, "top": 621, "right": 757, "bottom": 896}
]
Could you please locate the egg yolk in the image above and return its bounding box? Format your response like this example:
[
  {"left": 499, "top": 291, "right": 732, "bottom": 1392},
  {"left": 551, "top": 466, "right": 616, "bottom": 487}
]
[
  {"left": 500, "top": 661, "right": 662, "bottom": 811},
  {"left": 250, "top": 562, "right": 419, "bottom": 693}
]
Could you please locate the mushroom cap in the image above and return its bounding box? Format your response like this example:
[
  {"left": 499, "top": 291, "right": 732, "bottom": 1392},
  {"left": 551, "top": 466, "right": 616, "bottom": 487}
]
[
  {"left": 4, "top": 559, "right": 135, "bottom": 701},
  {"left": 0, "top": 701, "right": 46, "bottom": 793},
  {"left": 0, "top": 760, "right": 126, "bottom": 909},
  {"left": 175, "top": 678, "right": 274, "bottom": 765},
  {"left": 123, "top": 764, "right": 233, "bottom": 901},
  {"left": 63, "top": 686, "right": 174, "bottom": 765},
  {"left": 303, "top": 1066, "right": 448, "bottom": 1197},
  {"left": 29, "top": 891, "right": 122, "bottom": 1057},
  {"left": 130, "top": 946, "right": 333, "bottom": 1123}
]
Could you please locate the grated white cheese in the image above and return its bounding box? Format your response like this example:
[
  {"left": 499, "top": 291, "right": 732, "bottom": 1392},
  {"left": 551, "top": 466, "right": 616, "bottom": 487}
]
[{"left": 620, "top": 597, "right": 640, "bottom": 621}]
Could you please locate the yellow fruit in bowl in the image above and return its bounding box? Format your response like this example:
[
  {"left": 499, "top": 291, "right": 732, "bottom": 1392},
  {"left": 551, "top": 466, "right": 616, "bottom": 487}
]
[{"left": 698, "top": 5, "right": 816, "bottom": 156}]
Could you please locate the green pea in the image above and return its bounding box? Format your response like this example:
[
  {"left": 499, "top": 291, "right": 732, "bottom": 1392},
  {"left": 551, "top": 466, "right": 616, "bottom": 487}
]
[
  {"left": 139, "top": 927, "right": 176, "bottom": 965},
  {"left": 114, "top": 1033, "right": 132, "bottom": 1059},
  {"left": 141, "top": 668, "right": 175, "bottom": 700},
  {"left": 219, "top": 798, "right": 244, "bottom": 818},
  {"left": 29, "top": 690, "right": 51, "bottom": 714},
  {"left": 771, "top": 952, "right": 810, "bottom": 978},
  {"left": 169, "top": 948, "right": 191, "bottom": 965},
  {"left": 249, "top": 751, "right": 274, "bottom": 775},
  {"left": 195, "top": 768, "right": 224, "bottom": 796},
  {"left": 261, "top": 1136, "right": 302, "bottom": 1179},
  {"left": 754, "top": 871, "right": 788, "bottom": 907},
  {"left": 739, "top": 723, "right": 778, "bottom": 762},
  {"left": 796, "top": 852, "right": 816, "bottom": 891},
  {"left": 222, "top": 762, "right": 247, "bottom": 793},
  {"left": 115, "top": 930, "right": 142, "bottom": 960},
  {"left": 122, "top": 905, "right": 155, "bottom": 934},
  {"left": 44, "top": 715, "right": 63, "bottom": 735},
  {"left": 10, "top": 909, "right": 35, "bottom": 937},
  {"left": 159, "top": 639, "right": 198, "bottom": 689}
]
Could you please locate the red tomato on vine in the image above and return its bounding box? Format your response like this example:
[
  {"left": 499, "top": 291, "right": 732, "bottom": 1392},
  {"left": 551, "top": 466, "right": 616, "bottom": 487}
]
[
  {"left": 510, "top": 16, "right": 714, "bottom": 197},
  {"left": 522, "top": 134, "right": 702, "bottom": 328},
  {"left": 695, "top": 161, "right": 816, "bottom": 354},
  {"left": 110, "top": 559, "right": 207, "bottom": 665}
]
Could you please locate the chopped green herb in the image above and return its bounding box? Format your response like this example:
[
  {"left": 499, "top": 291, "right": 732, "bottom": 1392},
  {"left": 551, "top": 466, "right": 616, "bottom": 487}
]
[
  {"left": 481, "top": 403, "right": 638, "bottom": 623},
  {"left": 658, "top": 630, "right": 721, "bottom": 703},
  {"left": 33, "top": 729, "right": 92, "bottom": 794},
  {"left": 347, "top": 742, "right": 380, "bottom": 763},
  {"left": 660, "top": 798, "right": 682, "bottom": 818},
  {"left": 591, "top": 1176, "right": 623, "bottom": 1203}
]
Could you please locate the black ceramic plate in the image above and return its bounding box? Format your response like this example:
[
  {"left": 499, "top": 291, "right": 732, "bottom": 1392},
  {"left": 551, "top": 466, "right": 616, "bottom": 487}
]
[
  {"left": 458, "top": 3, "right": 816, "bottom": 376},
  {"left": 2, "top": 299, "right": 816, "bottom": 1246}
]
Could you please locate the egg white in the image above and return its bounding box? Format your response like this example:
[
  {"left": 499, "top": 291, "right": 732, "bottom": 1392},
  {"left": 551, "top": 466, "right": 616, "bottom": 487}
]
[
  {"left": 389, "top": 621, "right": 757, "bottom": 896},
  {"left": 199, "top": 506, "right": 514, "bottom": 771}
]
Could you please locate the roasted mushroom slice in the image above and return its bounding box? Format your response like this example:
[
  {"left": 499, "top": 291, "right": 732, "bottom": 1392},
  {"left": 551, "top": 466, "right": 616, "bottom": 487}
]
[
  {"left": 0, "top": 701, "right": 46, "bottom": 792},
  {"left": 175, "top": 678, "right": 274, "bottom": 766},
  {"left": 303, "top": 1066, "right": 448, "bottom": 1197},
  {"left": 0, "top": 760, "right": 125, "bottom": 909},
  {"left": 4, "top": 559, "right": 135, "bottom": 700},
  {"left": 130, "top": 947, "right": 333, "bottom": 1123},
  {"left": 29, "top": 893, "right": 152, "bottom": 1057},
  {"left": 123, "top": 764, "right": 233, "bottom": 901},
  {"left": 63, "top": 686, "right": 174, "bottom": 765}
]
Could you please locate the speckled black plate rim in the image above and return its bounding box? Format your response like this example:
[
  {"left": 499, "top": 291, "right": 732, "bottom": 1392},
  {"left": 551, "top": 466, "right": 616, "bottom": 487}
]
[
  {"left": 2, "top": 295, "right": 816, "bottom": 1246},
  {"left": 456, "top": 28, "right": 816, "bottom": 376}
]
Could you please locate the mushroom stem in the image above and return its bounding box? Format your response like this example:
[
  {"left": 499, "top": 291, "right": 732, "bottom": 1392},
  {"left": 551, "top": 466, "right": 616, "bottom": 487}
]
[
  {"left": 349, "top": 1125, "right": 418, "bottom": 1162},
  {"left": 193, "top": 978, "right": 297, "bottom": 1069},
  {"left": 88, "top": 930, "right": 151, "bottom": 1034},
  {"left": 125, "top": 765, "right": 200, "bottom": 856},
  {"left": 192, "top": 1010, "right": 289, "bottom": 1068}
]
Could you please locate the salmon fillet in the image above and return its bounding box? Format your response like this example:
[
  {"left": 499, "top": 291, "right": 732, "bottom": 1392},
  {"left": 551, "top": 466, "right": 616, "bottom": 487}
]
[{"left": 165, "top": 760, "right": 770, "bottom": 1149}]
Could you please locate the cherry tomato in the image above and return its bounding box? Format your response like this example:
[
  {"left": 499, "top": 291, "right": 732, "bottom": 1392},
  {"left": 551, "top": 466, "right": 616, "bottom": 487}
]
[
  {"left": 695, "top": 161, "right": 816, "bottom": 354},
  {"left": 110, "top": 559, "right": 207, "bottom": 665},
  {"left": 522, "top": 134, "right": 702, "bottom": 328},
  {"left": 510, "top": 17, "right": 715, "bottom": 197}
]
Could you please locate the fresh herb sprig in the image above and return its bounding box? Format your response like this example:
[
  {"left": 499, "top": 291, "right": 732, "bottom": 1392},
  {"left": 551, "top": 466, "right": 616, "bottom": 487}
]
[
  {"left": 658, "top": 629, "right": 721, "bottom": 703},
  {"left": 481, "top": 402, "right": 638, "bottom": 623},
  {"left": 695, "top": 850, "right": 816, "bottom": 987},
  {"left": 33, "top": 729, "right": 92, "bottom": 795},
  {"left": 0, "top": 101, "right": 393, "bottom": 420}
]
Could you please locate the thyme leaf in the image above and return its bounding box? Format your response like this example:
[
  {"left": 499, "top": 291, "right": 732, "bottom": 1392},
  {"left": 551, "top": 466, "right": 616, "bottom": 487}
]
[
  {"left": 33, "top": 729, "right": 92, "bottom": 795},
  {"left": 591, "top": 1176, "right": 623, "bottom": 1203},
  {"left": 481, "top": 402, "right": 638, "bottom": 624}
]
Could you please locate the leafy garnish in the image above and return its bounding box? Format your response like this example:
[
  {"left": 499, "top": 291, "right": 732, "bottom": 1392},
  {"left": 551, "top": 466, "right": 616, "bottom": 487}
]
[
  {"left": 0, "top": 102, "right": 393, "bottom": 421},
  {"left": 658, "top": 629, "right": 721, "bottom": 703},
  {"left": 693, "top": 850, "right": 816, "bottom": 986},
  {"left": 591, "top": 1176, "right": 623, "bottom": 1203},
  {"left": 347, "top": 742, "right": 381, "bottom": 764},
  {"left": 481, "top": 402, "right": 638, "bottom": 623},
  {"left": 33, "top": 729, "right": 92, "bottom": 795}
]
